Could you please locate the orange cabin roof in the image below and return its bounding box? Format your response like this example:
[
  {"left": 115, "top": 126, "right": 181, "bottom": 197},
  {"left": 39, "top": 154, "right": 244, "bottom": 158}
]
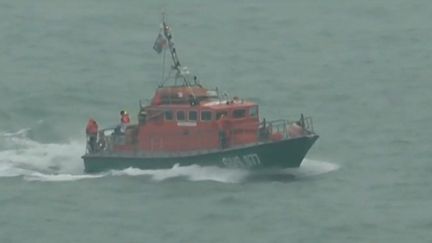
[{"left": 151, "top": 85, "right": 217, "bottom": 105}]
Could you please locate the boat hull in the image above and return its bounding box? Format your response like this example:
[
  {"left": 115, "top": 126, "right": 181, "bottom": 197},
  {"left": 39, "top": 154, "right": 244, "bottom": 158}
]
[{"left": 82, "top": 135, "right": 318, "bottom": 173}]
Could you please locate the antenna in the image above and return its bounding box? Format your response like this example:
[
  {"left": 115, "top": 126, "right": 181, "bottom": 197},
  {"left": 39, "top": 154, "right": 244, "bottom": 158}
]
[{"left": 161, "top": 14, "right": 191, "bottom": 86}]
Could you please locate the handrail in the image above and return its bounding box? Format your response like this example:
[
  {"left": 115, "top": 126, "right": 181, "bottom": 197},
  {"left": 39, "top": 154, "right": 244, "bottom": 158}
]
[
  {"left": 88, "top": 116, "right": 316, "bottom": 154},
  {"left": 257, "top": 116, "right": 315, "bottom": 141}
]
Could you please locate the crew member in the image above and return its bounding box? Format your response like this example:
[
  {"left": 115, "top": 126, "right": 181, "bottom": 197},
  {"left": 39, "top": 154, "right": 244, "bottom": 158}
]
[
  {"left": 217, "top": 114, "right": 227, "bottom": 149},
  {"left": 120, "top": 110, "right": 130, "bottom": 133},
  {"left": 86, "top": 118, "right": 98, "bottom": 152}
]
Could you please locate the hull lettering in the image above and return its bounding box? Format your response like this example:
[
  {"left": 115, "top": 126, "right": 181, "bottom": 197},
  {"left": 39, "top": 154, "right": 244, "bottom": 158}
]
[{"left": 222, "top": 153, "right": 261, "bottom": 168}]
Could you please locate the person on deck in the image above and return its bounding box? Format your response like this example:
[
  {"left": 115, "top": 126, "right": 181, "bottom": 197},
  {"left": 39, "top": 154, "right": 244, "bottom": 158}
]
[
  {"left": 217, "top": 114, "right": 227, "bottom": 149},
  {"left": 120, "top": 110, "right": 130, "bottom": 133},
  {"left": 86, "top": 118, "right": 98, "bottom": 152}
]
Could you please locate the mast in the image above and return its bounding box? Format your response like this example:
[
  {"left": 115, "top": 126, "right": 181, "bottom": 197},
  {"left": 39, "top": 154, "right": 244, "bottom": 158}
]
[{"left": 160, "top": 15, "right": 191, "bottom": 86}]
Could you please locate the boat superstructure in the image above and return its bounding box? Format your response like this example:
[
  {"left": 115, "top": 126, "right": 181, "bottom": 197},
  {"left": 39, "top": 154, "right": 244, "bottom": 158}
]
[{"left": 82, "top": 16, "right": 318, "bottom": 173}]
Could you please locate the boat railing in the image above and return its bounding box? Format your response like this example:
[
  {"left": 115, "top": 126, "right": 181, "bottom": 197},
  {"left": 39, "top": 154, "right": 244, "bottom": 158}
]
[
  {"left": 304, "top": 116, "right": 314, "bottom": 132},
  {"left": 94, "top": 127, "right": 219, "bottom": 154},
  {"left": 86, "top": 127, "right": 118, "bottom": 154},
  {"left": 256, "top": 116, "right": 315, "bottom": 141},
  {"left": 88, "top": 116, "right": 315, "bottom": 154}
]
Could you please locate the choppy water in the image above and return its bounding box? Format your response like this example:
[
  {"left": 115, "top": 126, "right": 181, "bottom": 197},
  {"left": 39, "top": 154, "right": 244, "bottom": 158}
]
[{"left": 1, "top": 0, "right": 431, "bottom": 242}]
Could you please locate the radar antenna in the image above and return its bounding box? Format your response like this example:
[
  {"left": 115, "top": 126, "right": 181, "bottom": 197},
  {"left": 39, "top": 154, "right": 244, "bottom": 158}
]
[{"left": 160, "top": 14, "right": 191, "bottom": 86}]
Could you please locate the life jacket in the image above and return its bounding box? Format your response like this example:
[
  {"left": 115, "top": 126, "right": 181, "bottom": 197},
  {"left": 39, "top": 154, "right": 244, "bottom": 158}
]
[
  {"left": 86, "top": 119, "right": 98, "bottom": 135},
  {"left": 121, "top": 114, "right": 130, "bottom": 124}
]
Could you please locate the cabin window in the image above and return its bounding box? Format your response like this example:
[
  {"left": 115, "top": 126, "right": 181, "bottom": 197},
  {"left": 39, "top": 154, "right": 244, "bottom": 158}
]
[
  {"left": 177, "top": 111, "right": 185, "bottom": 121},
  {"left": 233, "top": 109, "right": 246, "bottom": 118},
  {"left": 216, "top": 111, "right": 228, "bottom": 120},
  {"left": 249, "top": 106, "right": 258, "bottom": 117},
  {"left": 201, "top": 111, "right": 212, "bottom": 121},
  {"left": 189, "top": 111, "right": 197, "bottom": 121},
  {"left": 165, "top": 110, "right": 173, "bottom": 120}
]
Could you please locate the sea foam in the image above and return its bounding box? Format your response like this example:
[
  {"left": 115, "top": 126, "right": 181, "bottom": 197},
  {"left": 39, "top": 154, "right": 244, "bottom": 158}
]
[{"left": 0, "top": 129, "right": 338, "bottom": 182}]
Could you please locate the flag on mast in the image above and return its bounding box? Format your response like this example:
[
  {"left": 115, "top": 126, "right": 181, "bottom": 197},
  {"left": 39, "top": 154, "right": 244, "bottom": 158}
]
[{"left": 153, "top": 33, "right": 167, "bottom": 54}]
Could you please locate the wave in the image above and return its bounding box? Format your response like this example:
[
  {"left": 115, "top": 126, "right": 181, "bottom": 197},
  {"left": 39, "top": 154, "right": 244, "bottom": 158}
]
[
  {"left": 0, "top": 129, "right": 339, "bottom": 182},
  {"left": 109, "top": 164, "right": 250, "bottom": 183},
  {"left": 282, "top": 159, "right": 340, "bottom": 178},
  {"left": 108, "top": 159, "right": 339, "bottom": 183},
  {"left": 0, "top": 129, "right": 85, "bottom": 179},
  {"left": 24, "top": 172, "right": 104, "bottom": 182}
]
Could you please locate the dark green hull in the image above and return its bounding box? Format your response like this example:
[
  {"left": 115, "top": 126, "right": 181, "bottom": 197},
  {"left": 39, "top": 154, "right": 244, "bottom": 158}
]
[{"left": 82, "top": 135, "right": 318, "bottom": 173}]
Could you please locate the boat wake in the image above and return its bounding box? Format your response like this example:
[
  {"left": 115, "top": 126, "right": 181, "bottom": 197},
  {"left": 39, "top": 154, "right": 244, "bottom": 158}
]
[
  {"left": 0, "top": 129, "right": 93, "bottom": 181},
  {"left": 0, "top": 130, "right": 339, "bottom": 183},
  {"left": 107, "top": 159, "right": 339, "bottom": 183},
  {"left": 109, "top": 165, "right": 251, "bottom": 183}
]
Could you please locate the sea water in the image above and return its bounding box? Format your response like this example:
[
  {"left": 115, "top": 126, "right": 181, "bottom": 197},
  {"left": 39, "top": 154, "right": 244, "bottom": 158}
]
[{"left": 1, "top": 0, "right": 431, "bottom": 242}]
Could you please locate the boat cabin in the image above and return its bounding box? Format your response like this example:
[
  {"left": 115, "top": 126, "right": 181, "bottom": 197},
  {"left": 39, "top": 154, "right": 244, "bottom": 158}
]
[
  {"left": 113, "top": 85, "right": 260, "bottom": 153},
  {"left": 104, "top": 18, "right": 266, "bottom": 154}
]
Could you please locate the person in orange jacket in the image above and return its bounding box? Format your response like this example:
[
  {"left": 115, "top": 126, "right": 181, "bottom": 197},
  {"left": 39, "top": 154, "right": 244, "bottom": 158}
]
[
  {"left": 120, "top": 110, "right": 130, "bottom": 123},
  {"left": 120, "top": 110, "right": 130, "bottom": 133},
  {"left": 86, "top": 118, "right": 98, "bottom": 152}
]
